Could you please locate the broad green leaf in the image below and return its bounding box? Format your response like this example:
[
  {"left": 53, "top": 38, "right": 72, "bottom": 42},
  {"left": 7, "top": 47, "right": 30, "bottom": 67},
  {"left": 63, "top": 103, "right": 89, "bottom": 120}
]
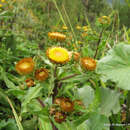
[
  {"left": 38, "top": 115, "right": 52, "bottom": 130},
  {"left": 21, "top": 84, "right": 43, "bottom": 113},
  {"left": 97, "top": 43, "right": 130, "bottom": 90},
  {"left": 86, "top": 112, "right": 110, "bottom": 130},
  {"left": 77, "top": 85, "right": 95, "bottom": 107},
  {"left": 99, "top": 88, "right": 121, "bottom": 116}
]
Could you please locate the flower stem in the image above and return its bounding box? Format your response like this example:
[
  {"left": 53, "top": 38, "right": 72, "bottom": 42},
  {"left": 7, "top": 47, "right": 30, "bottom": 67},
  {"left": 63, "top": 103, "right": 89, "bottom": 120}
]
[{"left": 94, "top": 29, "right": 104, "bottom": 59}]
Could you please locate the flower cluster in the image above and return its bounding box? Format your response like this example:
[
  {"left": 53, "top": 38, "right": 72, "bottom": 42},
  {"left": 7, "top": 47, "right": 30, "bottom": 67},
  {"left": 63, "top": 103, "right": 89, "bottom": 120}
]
[{"left": 15, "top": 57, "right": 49, "bottom": 88}]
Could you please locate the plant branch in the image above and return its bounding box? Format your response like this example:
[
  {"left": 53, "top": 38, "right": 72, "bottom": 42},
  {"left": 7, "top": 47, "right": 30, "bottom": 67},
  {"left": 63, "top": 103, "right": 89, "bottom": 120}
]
[
  {"left": 37, "top": 98, "right": 45, "bottom": 108},
  {"left": 52, "top": 65, "right": 58, "bottom": 103},
  {"left": 94, "top": 29, "right": 104, "bottom": 59},
  {"left": 58, "top": 74, "right": 79, "bottom": 81}
]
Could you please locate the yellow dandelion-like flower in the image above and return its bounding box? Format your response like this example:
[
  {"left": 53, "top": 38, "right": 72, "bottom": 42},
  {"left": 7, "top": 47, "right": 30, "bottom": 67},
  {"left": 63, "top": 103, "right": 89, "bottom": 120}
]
[
  {"left": 1, "top": 0, "right": 5, "bottom": 3},
  {"left": 62, "top": 25, "right": 68, "bottom": 30},
  {"left": 98, "top": 16, "right": 110, "bottom": 25},
  {"left": 46, "top": 47, "right": 69, "bottom": 64},
  {"left": 81, "top": 57, "right": 96, "bottom": 71},
  {"left": 0, "top": 4, "right": 3, "bottom": 7},
  {"left": 48, "top": 32, "right": 66, "bottom": 41},
  {"left": 76, "top": 25, "right": 81, "bottom": 30},
  {"left": 15, "top": 58, "right": 35, "bottom": 75}
]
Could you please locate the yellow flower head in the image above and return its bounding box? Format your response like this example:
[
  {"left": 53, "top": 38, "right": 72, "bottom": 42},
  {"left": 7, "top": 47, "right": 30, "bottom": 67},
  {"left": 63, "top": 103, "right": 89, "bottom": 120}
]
[
  {"left": 46, "top": 47, "right": 69, "bottom": 64},
  {"left": 15, "top": 58, "right": 35, "bottom": 75},
  {"left": 62, "top": 25, "right": 68, "bottom": 30},
  {"left": 48, "top": 32, "right": 66, "bottom": 41},
  {"left": 0, "top": 4, "right": 3, "bottom": 7},
  {"left": 81, "top": 57, "right": 96, "bottom": 71},
  {"left": 82, "top": 26, "right": 89, "bottom": 31},
  {"left": 1, "top": 0, "right": 5, "bottom": 3},
  {"left": 76, "top": 25, "right": 81, "bottom": 30},
  {"left": 98, "top": 16, "right": 110, "bottom": 25}
]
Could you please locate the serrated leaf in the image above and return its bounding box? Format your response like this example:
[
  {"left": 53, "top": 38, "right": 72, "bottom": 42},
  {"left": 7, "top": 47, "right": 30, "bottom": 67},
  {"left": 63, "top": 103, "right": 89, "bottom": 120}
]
[{"left": 97, "top": 43, "right": 130, "bottom": 90}]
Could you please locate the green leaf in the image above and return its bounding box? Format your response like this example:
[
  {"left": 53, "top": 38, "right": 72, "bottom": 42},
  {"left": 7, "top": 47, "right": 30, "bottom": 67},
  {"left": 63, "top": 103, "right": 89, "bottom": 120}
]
[
  {"left": 72, "top": 113, "right": 90, "bottom": 127},
  {"left": 3, "top": 72, "right": 16, "bottom": 89},
  {"left": 0, "top": 88, "right": 9, "bottom": 106},
  {"left": 86, "top": 112, "right": 110, "bottom": 130},
  {"left": 21, "top": 84, "right": 43, "bottom": 113},
  {"left": 7, "top": 89, "right": 26, "bottom": 100},
  {"left": 97, "top": 43, "right": 130, "bottom": 90},
  {"left": 77, "top": 122, "right": 89, "bottom": 130},
  {"left": 22, "top": 118, "right": 37, "bottom": 130},
  {"left": 77, "top": 85, "right": 95, "bottom": 107},
  {"left": 0, "top": 119, "right": 18, "bottom": 130},
  {"left": 99, "top": 88, "right": 121, "bottom": 116},
  {"left": 38, "top": 115, "right": 52, "bottom": 130},
  {"left": 27, "top": 99, "right": 42, "bottom": 114}
]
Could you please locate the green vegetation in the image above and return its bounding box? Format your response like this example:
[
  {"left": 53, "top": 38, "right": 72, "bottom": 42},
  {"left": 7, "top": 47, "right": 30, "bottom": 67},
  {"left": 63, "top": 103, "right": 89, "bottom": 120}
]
[{"left": 0, "top": 0, "right": 130, "bottom": 130}]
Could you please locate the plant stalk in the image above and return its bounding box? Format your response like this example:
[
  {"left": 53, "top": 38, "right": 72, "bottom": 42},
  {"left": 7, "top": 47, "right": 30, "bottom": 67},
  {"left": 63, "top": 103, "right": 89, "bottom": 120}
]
[{"left": 94, "top": 29, "right": 104, "bottom": 59}]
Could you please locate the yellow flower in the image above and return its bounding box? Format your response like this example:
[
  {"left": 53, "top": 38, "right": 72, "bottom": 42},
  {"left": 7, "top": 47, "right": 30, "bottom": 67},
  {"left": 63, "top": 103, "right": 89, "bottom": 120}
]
[
  {"left": 81, "top": 57, "right": 96, "bottom": 71},
  {"left": 48, "top": 32, "right": 66, "bottom": 41},
  {"left": 98, "top": 16, "right": 110, "bottom": 25},
  {"left": 76, "top": 25, "right": 81, "bottom": 30},
  {"left": 16, "top": 58, "right": 35, "bottom": 75},
  {"left": 1, "top": 0, "right": 5, "bottom": 3},
  {"left": 0, "top": 4, "right": 3, "bottom": 7},
  {"left": 46, "top": 47, "right": 69, "bottom": 64},
  {"left": 62, "top": 25, "right": 68, "bottom": 30},
  {"left": 82, "top": 26, "right": 88, "bottom": 31}
]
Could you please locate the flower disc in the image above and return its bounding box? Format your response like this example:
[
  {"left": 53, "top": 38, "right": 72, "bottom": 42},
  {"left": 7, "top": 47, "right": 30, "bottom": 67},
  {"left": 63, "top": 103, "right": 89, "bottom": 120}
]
[
  {"left": 46, "top": 47, "right": 69, "bottom": 64},
  {"left": 81, "top": 57, "right": 96, "bottom": 71},
  {"left": 16, "top": 58, "right": 34, "bottom": 75}
]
